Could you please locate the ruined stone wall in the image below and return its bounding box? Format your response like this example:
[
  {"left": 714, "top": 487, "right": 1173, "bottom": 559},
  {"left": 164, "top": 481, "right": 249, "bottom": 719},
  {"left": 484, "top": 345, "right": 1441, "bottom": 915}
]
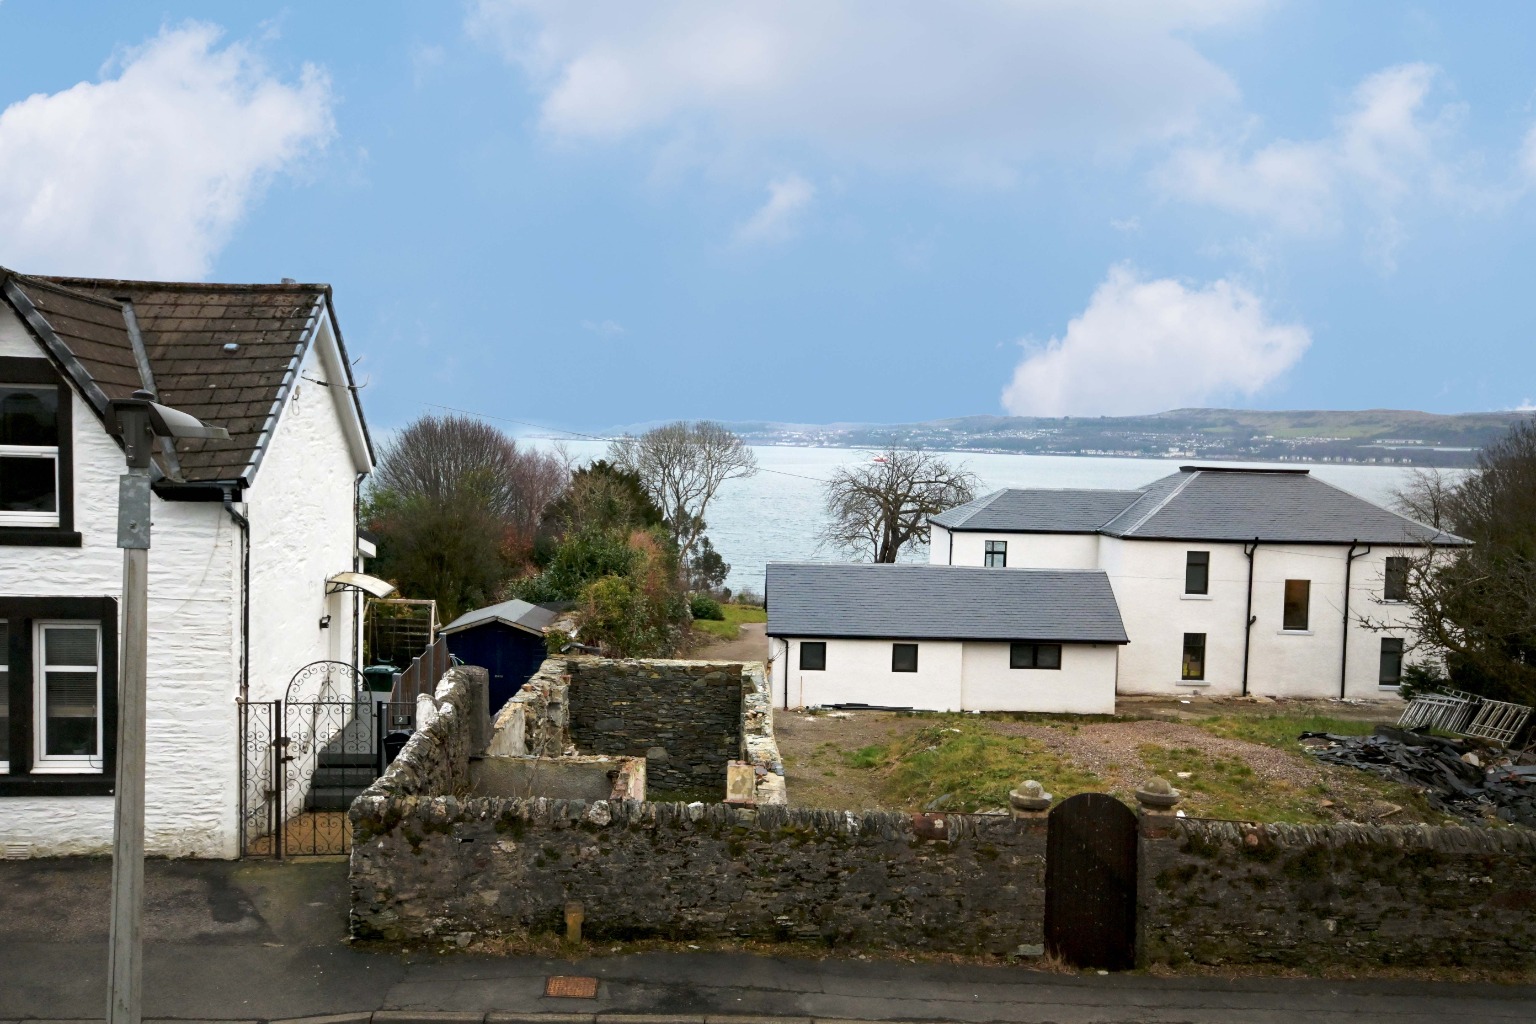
[
  {"left": 350, "top": 797, "right": 1047, "bottom": 950},
  {"left": 359, "top": 667, "right": 480, "bottom": 800},
  {"left": 1139, "top": 816, "right": 1536, "bottom": 968},
  {"left": 486, "top": 659, "right": 570, "bottom": 758},
  {"left": 739, "top": 662, "right": 787, "bottom": 806},
  {"left": 566, "top": 659, "right": 742, "bottom": 794}
]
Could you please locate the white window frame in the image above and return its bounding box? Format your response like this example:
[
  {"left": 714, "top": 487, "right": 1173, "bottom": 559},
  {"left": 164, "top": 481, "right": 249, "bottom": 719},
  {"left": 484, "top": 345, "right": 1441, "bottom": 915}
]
[
  {"left": 31, "top": 620, "right": 103, "bottom": 774},
  {"left": 0, "top": 382, "right": 63, "bottom": 528}
]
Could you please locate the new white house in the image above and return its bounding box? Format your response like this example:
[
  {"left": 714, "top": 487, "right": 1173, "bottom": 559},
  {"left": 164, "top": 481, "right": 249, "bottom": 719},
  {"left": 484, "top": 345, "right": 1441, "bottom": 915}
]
[
  {"left": 929, "top": 466, "right": 1467, "bottom": 699},
  {"left": 1, "top": 267, "right": 374, "bottom": 857},
  {"left": 765, "top": 562, "right": 1128, "bottom": 713}
]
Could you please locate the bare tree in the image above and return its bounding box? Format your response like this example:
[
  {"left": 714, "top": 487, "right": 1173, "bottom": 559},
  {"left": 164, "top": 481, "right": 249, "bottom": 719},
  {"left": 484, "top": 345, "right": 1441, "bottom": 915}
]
[
  {"left": 820, "top": 447, "right": 978, "bottom": 562},
  {"left": 365, "top": 414, "right": 569, "bottom": 617},
  {"left": 607, "top": 421, "right": 757, "bottom": 565}
]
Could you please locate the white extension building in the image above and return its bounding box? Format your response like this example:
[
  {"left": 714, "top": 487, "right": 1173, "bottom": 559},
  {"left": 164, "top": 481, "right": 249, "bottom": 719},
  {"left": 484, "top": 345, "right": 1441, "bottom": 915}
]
[
  {"left": 928, "top": 466, "right": 1468, "bottom": 699},
  {"left": 765, "top": 562, "right": 1128, "bottom": 714},
  {"left": 1, "top": 268, "right": 373, "bottom": 857}
]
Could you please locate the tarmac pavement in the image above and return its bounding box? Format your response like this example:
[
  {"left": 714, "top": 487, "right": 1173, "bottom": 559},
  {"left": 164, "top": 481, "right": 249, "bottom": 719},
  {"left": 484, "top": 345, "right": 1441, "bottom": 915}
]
[{"left": 2, "top": 858, "right": 1533, "bottom": 1024}]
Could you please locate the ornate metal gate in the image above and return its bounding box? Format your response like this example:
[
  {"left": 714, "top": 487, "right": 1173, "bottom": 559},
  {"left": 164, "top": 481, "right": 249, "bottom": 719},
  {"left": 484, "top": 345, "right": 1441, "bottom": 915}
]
[
  {"left": 238, "top": 661, "right": 416, "bottom": 858},
  {"left": 1044, "top": 793, "right": 1138, "bottom": 970}
]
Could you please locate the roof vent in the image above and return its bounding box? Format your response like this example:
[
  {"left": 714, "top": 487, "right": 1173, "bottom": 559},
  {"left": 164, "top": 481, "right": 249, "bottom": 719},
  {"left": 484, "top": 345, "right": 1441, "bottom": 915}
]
[
  {"left": 222, "top": 343, "right": 239, "bottom": 353},
  {"left": 281, "top": 277, "right": 296, "bottom": 285}
]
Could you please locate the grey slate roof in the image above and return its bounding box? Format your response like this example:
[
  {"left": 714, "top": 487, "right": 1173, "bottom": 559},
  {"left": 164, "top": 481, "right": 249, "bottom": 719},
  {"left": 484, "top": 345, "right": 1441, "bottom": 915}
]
[
  {"left": 442, "top": 598, "right": 558, "bottom": 636},
  {"left": 931, "top": 467, "right": 1468, "bottom": 547},
  {"left": 765, "top": 562, "right": 1128, "bottom": 643},
  {"left": 931, "top": 487, "right": 1140, "bottom": 532},
  {"left": 1101, "top": 468, "right": 1468, "bottom": 545}
]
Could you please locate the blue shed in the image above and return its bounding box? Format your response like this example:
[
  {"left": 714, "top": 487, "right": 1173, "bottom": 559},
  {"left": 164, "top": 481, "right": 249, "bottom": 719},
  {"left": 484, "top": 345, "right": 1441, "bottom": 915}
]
[{"left": 441, "top": 599, "right": 559, "bottom": 712}]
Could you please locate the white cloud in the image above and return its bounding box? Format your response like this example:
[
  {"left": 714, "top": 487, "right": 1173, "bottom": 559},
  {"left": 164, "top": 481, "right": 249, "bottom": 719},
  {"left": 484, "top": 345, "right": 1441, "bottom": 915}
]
[
  {"left": 1156, "top": 63, "right": 1521, "bottom": 269},
  {"left": 734, "top": 174, "right": 814, "bottom": 244},
  {"left": 468, "top": 0, "right": 1260, "bottom": 180},
  {"left": 0, "top": 23, "right": 334, "bottom": 279},
  {"left": 1001, "top": 264, "right": 1310, "bottom": 417},
  {"left": 581, "top": 318, "right": 626, "bottom": 338}
]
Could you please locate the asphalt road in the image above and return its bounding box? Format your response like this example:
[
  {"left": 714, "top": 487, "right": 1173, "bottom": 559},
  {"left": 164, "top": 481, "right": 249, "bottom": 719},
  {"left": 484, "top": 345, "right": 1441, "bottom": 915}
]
[{"left": 2, "top": 858, "right": 1533, "bottom": 1023}]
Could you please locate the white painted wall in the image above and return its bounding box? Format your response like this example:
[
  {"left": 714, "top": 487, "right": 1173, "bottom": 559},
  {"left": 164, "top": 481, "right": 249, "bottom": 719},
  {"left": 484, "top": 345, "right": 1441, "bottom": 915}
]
[
  {"left": 934, "top": 529, "right": 1100, "bottom": 570},
  {"left": 1103, "top": 537, "right": 1420, "bottom": 698},
  {"left": 960, "top": 641, "right": 1117, "bottom": 713},
  {"left": 244, "top": 315, "right": 366, "bottom": 705},
  {"left": 771, "top": 635, "right": 1117, "bottom": 713},
  {"left": 0, "top": 307, "right": 240, "bottom": 857}
]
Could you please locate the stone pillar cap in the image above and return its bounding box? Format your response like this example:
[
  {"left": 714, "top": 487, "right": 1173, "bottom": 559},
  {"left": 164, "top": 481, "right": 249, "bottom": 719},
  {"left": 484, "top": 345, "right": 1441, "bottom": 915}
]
[
  {"left": 1009, "top": 779, "right": 1052, "bottom": 812},
  {"left": 1135, "top": 776, "right": 1182, "bottom": 809}
]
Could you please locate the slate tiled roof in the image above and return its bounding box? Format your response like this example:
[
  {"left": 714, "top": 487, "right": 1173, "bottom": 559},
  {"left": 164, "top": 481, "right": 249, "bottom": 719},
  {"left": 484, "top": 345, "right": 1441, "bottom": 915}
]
[
  {"left": 1, "top": 267, "right": 365, "bottom": 484},
  {"left": 930, "top": 467, "right": 1468, "bottom": 547},
  {"left": 1102, "top": 468, "right": 1468, "bottom": 545},
  {"left": 765, "top": 562, "right": 1128, "bottom": 643},
  {"left": 931, "top": 487, "right": 1140, "bottom": 532},
  {"left": 442, "top": 599, "right": 558, "bottom": 636}
]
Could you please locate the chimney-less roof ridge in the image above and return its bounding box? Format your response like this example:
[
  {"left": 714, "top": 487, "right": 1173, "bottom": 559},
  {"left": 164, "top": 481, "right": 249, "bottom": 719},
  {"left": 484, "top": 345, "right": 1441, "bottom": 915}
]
[{"left": 1119, "top": 468, "right": 1202, "bottom": 536}]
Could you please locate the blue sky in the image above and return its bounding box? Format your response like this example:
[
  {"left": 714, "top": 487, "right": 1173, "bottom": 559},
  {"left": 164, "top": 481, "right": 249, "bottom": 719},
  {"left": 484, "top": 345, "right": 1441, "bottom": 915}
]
[{"left": 3, "top": 2, "right": 1535, "bottom": 433}]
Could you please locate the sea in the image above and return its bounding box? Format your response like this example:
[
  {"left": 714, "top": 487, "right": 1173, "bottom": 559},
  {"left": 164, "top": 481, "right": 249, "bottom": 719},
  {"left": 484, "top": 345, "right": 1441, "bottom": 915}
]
[{"left": 529, "top": 440, "right": 1432, "bottom": 595}]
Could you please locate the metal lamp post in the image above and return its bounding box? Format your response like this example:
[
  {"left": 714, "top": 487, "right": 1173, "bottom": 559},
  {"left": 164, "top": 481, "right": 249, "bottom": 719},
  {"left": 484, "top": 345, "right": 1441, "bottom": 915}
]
[{"left": 104, "top": 390, "right": 228, "bottom": 1024}]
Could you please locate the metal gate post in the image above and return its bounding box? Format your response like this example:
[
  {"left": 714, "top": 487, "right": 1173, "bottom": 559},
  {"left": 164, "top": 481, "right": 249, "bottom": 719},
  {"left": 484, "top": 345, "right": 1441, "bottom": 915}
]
[{"left": 275, "top": 700, "right": 286, "bottom": 861}]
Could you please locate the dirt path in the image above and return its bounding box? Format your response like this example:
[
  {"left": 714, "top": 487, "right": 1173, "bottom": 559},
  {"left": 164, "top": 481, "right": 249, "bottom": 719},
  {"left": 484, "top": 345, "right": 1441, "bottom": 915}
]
[{"left": 683, "top": 621, "right": 768, "bottom": 663}]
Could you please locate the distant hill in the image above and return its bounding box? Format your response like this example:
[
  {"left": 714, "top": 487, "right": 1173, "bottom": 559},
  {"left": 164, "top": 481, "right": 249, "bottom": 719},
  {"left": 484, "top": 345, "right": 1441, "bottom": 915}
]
[{"left": 723, "top": 408, "right": 1530, "bottom": 468}]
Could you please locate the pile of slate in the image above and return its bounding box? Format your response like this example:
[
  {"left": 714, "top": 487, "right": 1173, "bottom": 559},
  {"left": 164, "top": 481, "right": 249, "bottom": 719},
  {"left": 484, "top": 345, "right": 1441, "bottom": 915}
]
[{"left": 1300, "top": 725, "right": 1536, "bottom": 828}]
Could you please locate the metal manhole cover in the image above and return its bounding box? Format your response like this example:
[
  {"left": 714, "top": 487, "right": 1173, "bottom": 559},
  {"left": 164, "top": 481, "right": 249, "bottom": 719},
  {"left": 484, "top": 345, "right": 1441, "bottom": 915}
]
[{"left": 546, "top": 975, "right": 599, "bottom": 998}]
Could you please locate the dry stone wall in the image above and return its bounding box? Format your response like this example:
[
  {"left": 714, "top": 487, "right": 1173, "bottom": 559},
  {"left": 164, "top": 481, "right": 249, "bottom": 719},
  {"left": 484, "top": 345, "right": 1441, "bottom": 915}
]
[
  {"left": 1139, "top": 815, "right": 1536, "bottom": 968},
  {"left": 350, "top": 796, "right": 1047, "bottom": 950},
  {"left": 566, "top": 659, "right": 742, "bottom": 794}
]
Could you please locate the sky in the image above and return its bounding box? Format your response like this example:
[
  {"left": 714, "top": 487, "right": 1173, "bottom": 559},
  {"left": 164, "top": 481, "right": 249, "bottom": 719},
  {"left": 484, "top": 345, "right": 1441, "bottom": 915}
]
[{"left": 2, "top": 1, "right": 1536, "bottom": 435}]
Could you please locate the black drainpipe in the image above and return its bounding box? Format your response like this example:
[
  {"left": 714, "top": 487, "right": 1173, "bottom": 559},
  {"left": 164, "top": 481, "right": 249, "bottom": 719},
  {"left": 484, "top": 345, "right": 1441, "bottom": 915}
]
[
  {"left": 947, "top": 528, "right": 954, "bottom": 565},
  {"left": 223, "top": 487, "right": 251, "bottom": 702},
  {"left": 1241, "top": 538, "right": 1259, "bottom": 697},
  {"left": 1341, "top": 541, "right": 1370, "bottom": 698},
  {"left": 778, "top": 637, "right": 792, "bottom": 710}
]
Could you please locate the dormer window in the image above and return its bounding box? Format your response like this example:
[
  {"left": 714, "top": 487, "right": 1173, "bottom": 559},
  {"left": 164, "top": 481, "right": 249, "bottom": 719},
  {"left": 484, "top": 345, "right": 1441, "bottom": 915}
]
[
  {"left": 0, "top": 384, "right": 60, "bottom": 527},
  {"left": 0, "top": 359, "right": 76, "bottom": 546}
]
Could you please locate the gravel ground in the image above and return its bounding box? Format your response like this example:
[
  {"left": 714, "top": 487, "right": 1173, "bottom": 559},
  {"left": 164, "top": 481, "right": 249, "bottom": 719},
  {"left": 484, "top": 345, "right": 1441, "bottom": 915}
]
[{"left": 991, "top": 718, "right": 1325, "bottom": 790}]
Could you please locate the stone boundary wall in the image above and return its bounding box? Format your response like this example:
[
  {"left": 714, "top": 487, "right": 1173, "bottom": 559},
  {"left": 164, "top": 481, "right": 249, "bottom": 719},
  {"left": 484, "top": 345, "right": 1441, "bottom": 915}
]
[
  {"left": 1139, "top": 815, "right": 1536, "bottom": 968},
  {"left": 739, "top": 663, "right": 787, "bottom": 805},
  {"left": 350, "top": 797, "right": 1047, "bottom": 950},
  {"left": 486, "top": 659, "right": 570, "bottom": 758},
  {"left": 567, "top": 658, "right": 743, "bottom": 793},
  {"left": 360, "top": 666, "right": 482, "bottom": 800}
]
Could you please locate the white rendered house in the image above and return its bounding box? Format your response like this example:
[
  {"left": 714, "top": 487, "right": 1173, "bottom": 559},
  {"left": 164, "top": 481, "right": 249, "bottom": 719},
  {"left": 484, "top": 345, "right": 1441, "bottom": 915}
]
[
  {"left": 0, "top": 268, "right": 373, "bottom": 857},
  {"left": 928, "top": 466, "right": 1468, "bottom": 699},
  {"left": 765, "top": 562, "right": 1128, "bottom": 714}
]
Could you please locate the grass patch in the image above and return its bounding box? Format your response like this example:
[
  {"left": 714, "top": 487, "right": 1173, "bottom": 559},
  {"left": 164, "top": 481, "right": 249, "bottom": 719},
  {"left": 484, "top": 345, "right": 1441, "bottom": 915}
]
[
  {"left": 693, "top": 602, "right": 768, "bottom": 641},
  {"left": 1194, "top": 714, "right": 1375, "bottom": 750},
  {"left": 844, "top": 717, "right": 1102, "bottom": 812},
  {"left": 1138, "top": 744, "right": 1327, "bottom": 823}
]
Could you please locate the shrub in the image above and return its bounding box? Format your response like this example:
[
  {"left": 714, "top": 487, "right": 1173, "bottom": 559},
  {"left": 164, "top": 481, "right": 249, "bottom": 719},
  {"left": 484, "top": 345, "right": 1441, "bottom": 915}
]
[{"left": 690, "top": 594, "right": 725, "bottom": 621}]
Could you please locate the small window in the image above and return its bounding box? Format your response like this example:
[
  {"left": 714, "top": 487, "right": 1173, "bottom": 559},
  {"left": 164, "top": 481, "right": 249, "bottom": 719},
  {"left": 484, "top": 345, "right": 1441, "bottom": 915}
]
[
  {"left": 1283, "top": 579, "right": 1310, "bottom": 631},
  {"left": 1184, "top": 551, "right": 1209, "bottom": 595},
  {"left": 1182, "top": 633, "right": 1206, "bottom": 681},
  {"left": 33, "top": 622, "right": 102, "bottom": 771},
  {"left": 984, "top": 539, "right": 1007, "bottom": 568},
  {"left": 0, "top": 384, "right": 61, "bottom": 528},
  {"left": 1379, "top": 638, "right": 1404, "bottom": 687},
  {"left": 1384, "top": 557, "right": 1409, "bottom": 602},
  {"left": 1010, "top": 642, "right": 1062, "bottom": 670},
  {"left": 799, "top": 641, "right": 826, "bottom": 671},
  {"left": 892, "top": 643, "right": 918, "bottom": 673}
]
